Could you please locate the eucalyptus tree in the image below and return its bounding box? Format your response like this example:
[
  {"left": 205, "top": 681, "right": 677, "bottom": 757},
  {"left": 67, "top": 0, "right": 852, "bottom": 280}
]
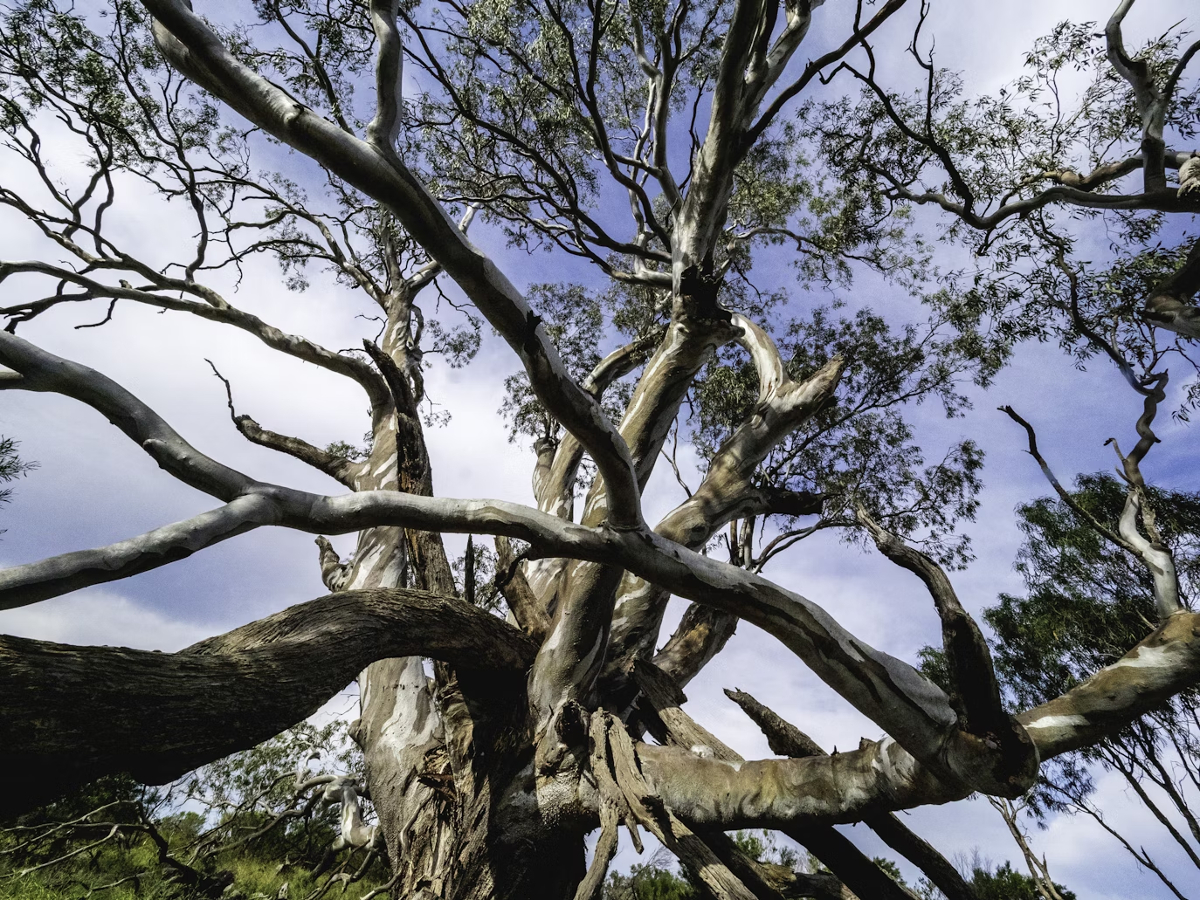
[
  {"left": 3, "top": 1, "right": 1200, "bottom": 900},
  {"left": 983, "top": 475, "right": 1200, "bottom": 899}
]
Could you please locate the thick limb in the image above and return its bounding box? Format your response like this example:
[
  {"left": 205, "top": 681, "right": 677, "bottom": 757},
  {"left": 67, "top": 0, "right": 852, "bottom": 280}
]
[
  {"left": 637, "top": 609, "right": 1200, "bottom": 831},
  {"left": 1105, "top": 0, "right": 1169, "bottom": 191},
  {"left": 0, "top": 331, "right": 1140, "bottom": 800},
  {"left": 633, "top": 663, "right": 916, "bottom": 900},
  {"left": 0, "top": 587, "right": 536, "bottom": 814},
  {"left": 726, "top": 688, "right": 979, "bottom": 900}
]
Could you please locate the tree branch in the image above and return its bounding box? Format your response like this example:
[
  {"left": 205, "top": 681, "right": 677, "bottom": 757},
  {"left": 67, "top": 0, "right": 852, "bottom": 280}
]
[
  {"left": 0, "top": 495, "right": 280, "bottom": 609},
  {"left": 0, "top": 587, "right": 537, "bottom": 815},
  {"left": 0, "top": 329, "right": 1022, "bottom": 798},
  {"left": 634, "top": 664, "right": 917, "bottom": 900},
  {"left": 495, "top": 534, "right": 551, "bottom": 641},
  {"left": 725, "top": 688, "right": 980, "bottom": 900},
  {"left": 145, "top": 0, "right": 645, "bottom": 530},
  {"left": 366, "top": 0, "right": 404, "bottom": 153},
  {"left": 856, "top": 508, "right": 1010, "bottom": 742},
  {"left": 1018, "top": 610, "right": 1200, "bottom": 757},
  {"left": 208, "top": 360, "right": 362, "bottom": 490},
  {"left": 0, "top": 329, "right": 260, "bottom": 499},
  {"left": 1105, "top": 0, "right": 1168, "bottom": 191},
  {"left": 0, "top": 261, "right": 391, "bottom": 410},
  {"left": 605, "top": 319, "right": 841, "bottom": 675}
]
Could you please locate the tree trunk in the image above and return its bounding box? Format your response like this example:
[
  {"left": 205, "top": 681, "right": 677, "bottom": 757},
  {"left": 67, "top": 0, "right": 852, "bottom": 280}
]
[
  {"left": 349, "top": 527, "right": 586, "bottom": 900},
  {"left": 344, "top": 314, "right": 587, "bottom": 899}
]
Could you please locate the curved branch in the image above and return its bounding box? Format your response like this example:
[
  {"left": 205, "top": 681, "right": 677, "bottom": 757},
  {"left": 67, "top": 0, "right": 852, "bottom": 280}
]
[
  {"left": 0, "top": 327, "right": 1018, "bottom": 796},
  {"left": 1145, "top": 238, "right": 1200, "bottom": 340},
  {"left": 0, "top": 330, "right": 258, "bottom": 500},
  {"left": 725, "top": 688, "right": 979, "bottom": 900},
  {"left": 856, "top": 508, "right": 1012, "bottom": 744},
  {"left": 652, "top": 603, "right": 739, "bottom": 689},
  {"left": 537, "top": 328, "right": 665, "bottom": 518},
  {"left": 146, "top": 0, "right": 644, "bottom": 529},
  {"left": 1000, "top": 405, "right": 1135, "bottom": 551},
  {"left": 635, "top": 664, "right": 916, "bottom": 900},
  {"left": 208, "top": 361, "right": 362, "bottom": 489},
  {"left": 0, "top": 587, "right": 537, "bottom": 815},
  {"left": 0, "top": 261, "right": 390, "bottom": 409},
  {"left": 638, "top": 609, "right": 1200, "bottom": 831},
  {"left": 605, "top": 319, "right": 842, "bottom": 673},
  {"left": 1018, "top": 609, "right": 1200, "bottom": 757},
  {"left": 0, "top": 494, "right": 280, "bottom": 609},
  {"left": 1105, "top": 0, "right": 1167, "bottom": 191},
  {"left": 366, "top": 0, "right": 404, "bottom": 152},
  {"left": 495, "top": 534, "right": 551, "bottom": 641}
]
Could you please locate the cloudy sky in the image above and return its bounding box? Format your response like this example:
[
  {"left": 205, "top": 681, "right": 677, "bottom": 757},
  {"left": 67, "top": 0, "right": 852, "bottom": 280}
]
[{"left": 1, "top": 0, "right": 1198, "bottom": 896}]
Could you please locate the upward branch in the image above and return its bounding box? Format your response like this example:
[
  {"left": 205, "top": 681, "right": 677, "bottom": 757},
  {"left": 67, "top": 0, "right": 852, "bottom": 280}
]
[{"left": 146, "top": 0, "right": 645, "bottom": 529}]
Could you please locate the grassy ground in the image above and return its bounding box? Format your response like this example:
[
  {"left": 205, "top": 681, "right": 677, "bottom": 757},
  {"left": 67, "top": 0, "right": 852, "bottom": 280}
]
[{"left": 0, "top": 844, "right": 388, "bottom": 900}]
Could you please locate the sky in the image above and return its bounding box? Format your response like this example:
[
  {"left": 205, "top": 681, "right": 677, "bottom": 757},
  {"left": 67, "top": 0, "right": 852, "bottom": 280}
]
[{"left": 1, "top": 0, "right": 1198, "bottom": 896}]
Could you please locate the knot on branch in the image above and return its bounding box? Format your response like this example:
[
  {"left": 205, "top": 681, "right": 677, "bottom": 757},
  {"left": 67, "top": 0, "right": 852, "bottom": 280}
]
[{"left": 676, "top": 264, "right": 731, "bottom": 323}]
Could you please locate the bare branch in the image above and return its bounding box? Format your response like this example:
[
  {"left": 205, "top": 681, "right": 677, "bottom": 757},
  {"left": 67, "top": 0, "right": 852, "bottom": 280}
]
[
  {"left": 856, "top": 508, "right": 1012, "bottom": 743},
  {"left": 1000, "top": 405, "right": 1135, "bottom": 551},
  {"left": 208, "top": 360, "right": 362, "bottom": 489},
  {"left": 366, "top": 0, "right": 404, "bottom": 153},
  {"left": 315, "top": 535, "right": 352, "bottom": 592},
  {"left": 0, "top": 494, "right": 279, "bottom": 609},
  {"left": 0, "top": 329, "right": 257, "bottom": 500},
  {"left": 636, "top": 665, "right": 917, "bottom": 900},
  {"left": 495, "top": 535, "right": 550, "bottom": 641},
  {"left": 146, "top": 0, "right": 645, "bottom": 529},
  {"left": 653, "top": 603, "right": 739, "bottom": 689},
  {"left": 726, "top": 688, "right": 980, "bottom": 900},
  {"left": 723, "top": 688, "right": 824, "bottom": 759},
  {"left": 1105, "top": 0, "right": 1167, "bottom": 191},
  {"left": 0, "top": 262, "right": 391, "bottom": 408},
  {"left": 1018, "top": 610, "right": 1200, "bottom": 757}
]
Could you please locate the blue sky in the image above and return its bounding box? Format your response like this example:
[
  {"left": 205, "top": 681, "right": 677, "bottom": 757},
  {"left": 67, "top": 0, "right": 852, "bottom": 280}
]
[{"left": 1, "top": 0, "right": 1198, "bottom": 895}]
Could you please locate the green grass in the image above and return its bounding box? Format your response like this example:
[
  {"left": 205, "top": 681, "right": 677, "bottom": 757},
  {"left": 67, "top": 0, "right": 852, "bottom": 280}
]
[{"left": 0, "top": 843, "right": 388, "bottom": 900}]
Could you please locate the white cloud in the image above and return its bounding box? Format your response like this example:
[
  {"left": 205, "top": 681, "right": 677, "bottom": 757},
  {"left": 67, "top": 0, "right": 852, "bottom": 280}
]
[{"left": 0, "top": 589, "right": 212, "bottom": 651}]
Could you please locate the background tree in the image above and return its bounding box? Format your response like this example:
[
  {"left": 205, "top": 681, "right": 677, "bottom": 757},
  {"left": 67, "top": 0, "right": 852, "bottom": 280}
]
[
  {"left": 982, "top": 474, "right": 1200, "bottom": 899},
  {"left": 0, "top": 722, "right": 391, "bottom": 900},
  {"left": 1, "top": 1, "right": 1199, "bottom": 899},
  {"left": 0, "top": 436, "right": 33, "bottom": 535}
]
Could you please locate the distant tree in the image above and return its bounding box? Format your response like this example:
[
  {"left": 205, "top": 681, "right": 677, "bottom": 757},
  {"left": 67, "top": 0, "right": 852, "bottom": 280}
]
[
  {"left": 0, "top": 722, "right": 385, "bottom": 900},
  {"left": 603, "top": 855, "right": 697, "bottom": 900},
  {"left": 965, "top": 861, "right": 1075, "bottom": 900},
  {"left": 0, "top": 436, "right": 33, "bottom": 533},
  {"left": 986, "top": 474, "right": 1200, "bottom": 898}
]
